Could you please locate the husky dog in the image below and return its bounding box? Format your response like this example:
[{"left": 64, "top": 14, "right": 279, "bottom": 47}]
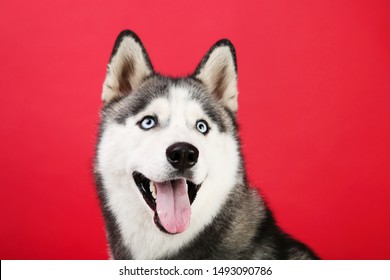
[{"left": 94, "top": 30, "right": 318, "bottom": 260}]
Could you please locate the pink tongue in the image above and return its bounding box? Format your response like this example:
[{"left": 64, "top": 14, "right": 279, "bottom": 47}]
[{"left": 155, "top": 179, "right": 191, "bottom": 234}]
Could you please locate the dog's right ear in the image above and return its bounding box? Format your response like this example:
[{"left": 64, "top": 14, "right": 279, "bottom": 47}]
[{"left": 102, "top": 30, "right": 154, "bottom": 104}]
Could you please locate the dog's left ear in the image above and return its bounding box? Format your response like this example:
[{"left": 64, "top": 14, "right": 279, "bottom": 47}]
[{"left": 193, "top": 40, "right": 238, "bottom": 112}]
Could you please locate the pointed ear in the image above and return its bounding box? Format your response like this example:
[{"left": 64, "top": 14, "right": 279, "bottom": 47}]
[
  {"left": 193, "top": 39, "right": 238, "bottom": 112},
  {"left": 102, "top": 30, "right": 154, "bottom": 103}
]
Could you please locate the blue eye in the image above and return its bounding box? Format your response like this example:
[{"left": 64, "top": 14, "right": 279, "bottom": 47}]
[
  {"left": 139, "top": 116, "right": 157, "bottom": 130},
  {"left": 196, "top": 120, "right": 209, "bottom": 135}
]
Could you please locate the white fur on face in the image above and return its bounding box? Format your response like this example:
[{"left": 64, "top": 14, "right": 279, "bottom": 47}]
[{"left": 97, "top": 86, "right": 240, "bottom": 259}]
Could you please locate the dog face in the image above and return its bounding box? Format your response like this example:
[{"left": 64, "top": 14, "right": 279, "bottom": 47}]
[{"left": 96, "top": 31, "right": 241, "bottom": 238}]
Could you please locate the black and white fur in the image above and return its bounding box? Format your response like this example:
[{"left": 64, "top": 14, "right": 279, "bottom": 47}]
[{"left": 94, "top": 30, "right": 318, "bottom": 260}]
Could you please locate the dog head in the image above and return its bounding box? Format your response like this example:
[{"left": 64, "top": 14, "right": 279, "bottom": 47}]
[{"left": 96, "top": 30, "right": 242, "bottom": 235}]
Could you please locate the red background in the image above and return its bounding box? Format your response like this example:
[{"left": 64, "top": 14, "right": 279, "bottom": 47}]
[{"left": 1, "top": 0, "right": 389, "bottom": 260}]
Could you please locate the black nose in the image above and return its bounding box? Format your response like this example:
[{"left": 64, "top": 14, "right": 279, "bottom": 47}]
[{"left": 166, "top": 142, "right": 199, "bottom": 171}]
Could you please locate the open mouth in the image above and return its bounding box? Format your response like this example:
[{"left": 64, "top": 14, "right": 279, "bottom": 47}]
[{"left": 132, "top": 171, "right": 202, "bottom": 234}]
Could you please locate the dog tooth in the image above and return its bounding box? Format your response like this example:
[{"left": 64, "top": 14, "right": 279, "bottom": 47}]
[{"left": 149, "top": 182, "right": 157, "bottom": 199}]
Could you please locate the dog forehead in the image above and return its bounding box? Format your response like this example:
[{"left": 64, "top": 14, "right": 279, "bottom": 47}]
[
  {"left": 169, "top": 86, "right": 204, "bottom": 114},
  {"left": 138, "top": 86, "right": 206, "bottom": 120},
  {"left": 103, "top": 76, "right": 229, "bottom": 132}
]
